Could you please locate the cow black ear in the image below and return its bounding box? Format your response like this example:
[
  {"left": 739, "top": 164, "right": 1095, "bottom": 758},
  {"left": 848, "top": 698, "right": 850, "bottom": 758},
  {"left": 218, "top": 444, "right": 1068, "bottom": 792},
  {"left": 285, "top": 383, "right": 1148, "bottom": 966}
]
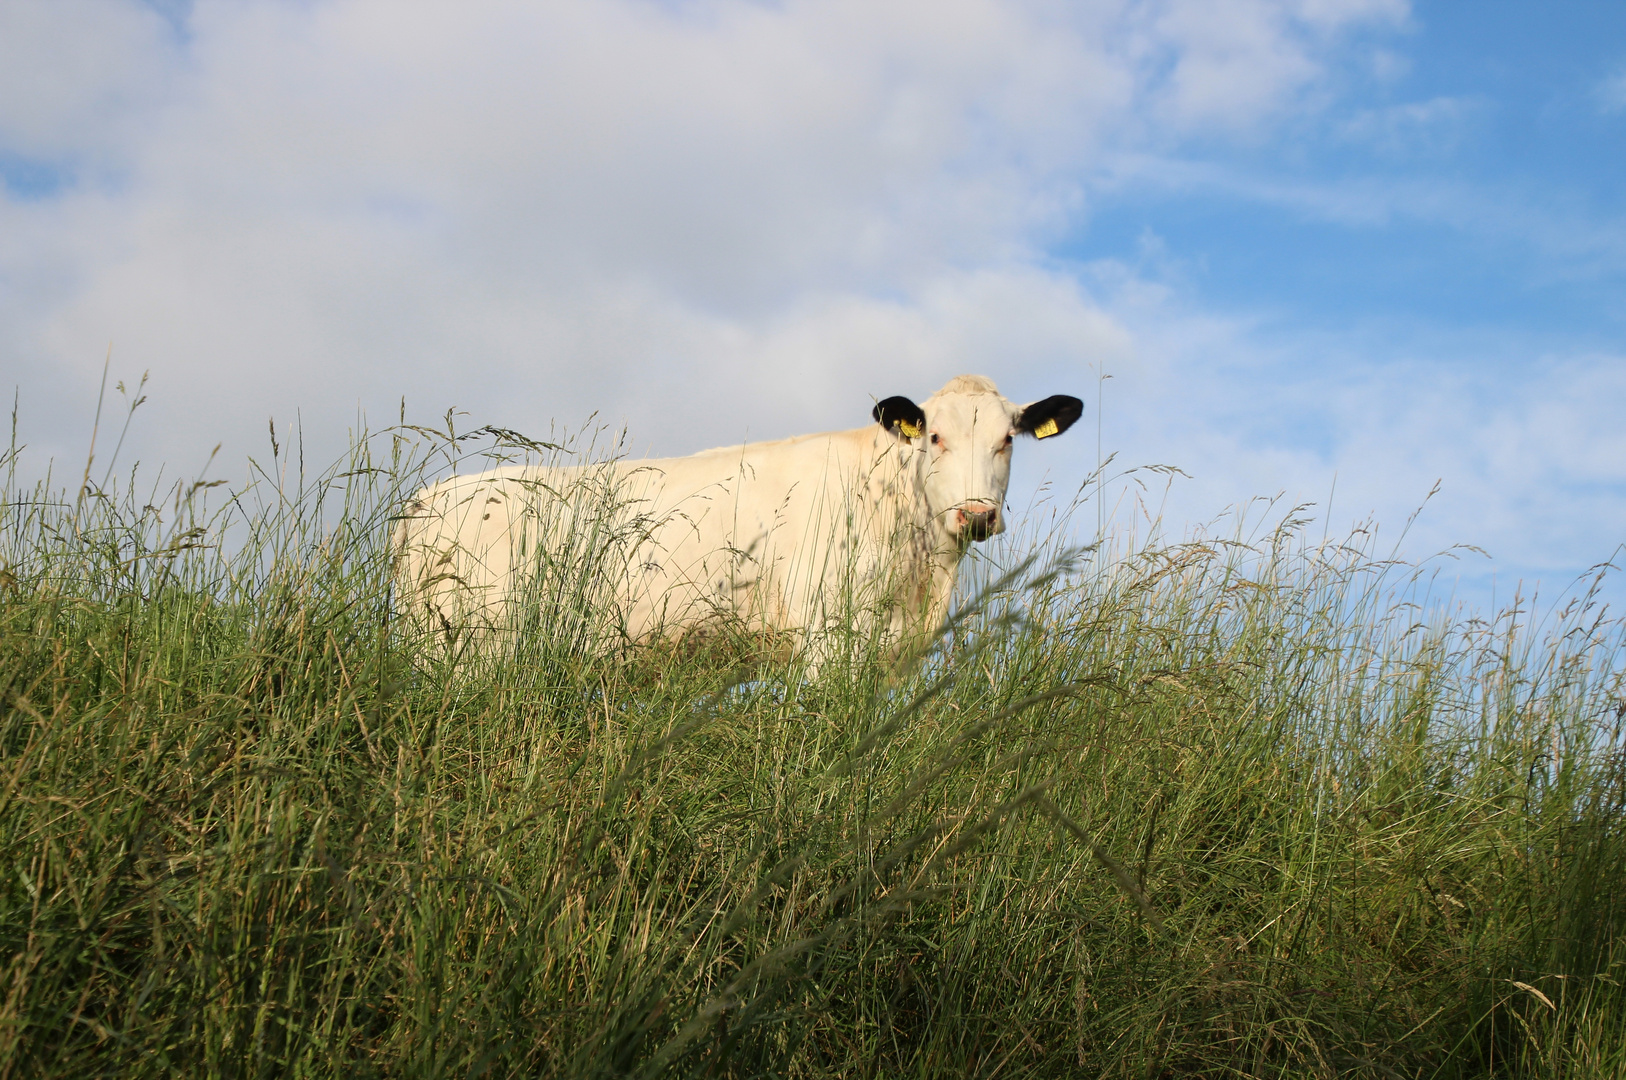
[
  {"left": 872, "top": 396, "right": 926, "bottom": 440},
  {"left": 1016, "top": 395, "right": 1083, "bottom": 440}
]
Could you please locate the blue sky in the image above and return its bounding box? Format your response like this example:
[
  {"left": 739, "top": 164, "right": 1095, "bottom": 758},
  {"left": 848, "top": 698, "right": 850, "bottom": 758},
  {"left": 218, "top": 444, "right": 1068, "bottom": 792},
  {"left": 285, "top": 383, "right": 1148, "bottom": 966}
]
[
  {"left": 1069, "top": 1, "right": 1625, "bottom": 341},
  {"left": 1, "top": 0, "right": 1622, "bottom": 616},
  {"left": 1053, "top": 0, "right": 1626, "bottom": 610}
]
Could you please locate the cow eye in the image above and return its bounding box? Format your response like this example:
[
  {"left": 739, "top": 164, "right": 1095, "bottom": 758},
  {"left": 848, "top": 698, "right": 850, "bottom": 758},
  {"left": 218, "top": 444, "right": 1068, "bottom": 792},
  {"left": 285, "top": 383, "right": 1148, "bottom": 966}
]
[{"left": 930, "top": 432, "right": 941, "bottom": 445}]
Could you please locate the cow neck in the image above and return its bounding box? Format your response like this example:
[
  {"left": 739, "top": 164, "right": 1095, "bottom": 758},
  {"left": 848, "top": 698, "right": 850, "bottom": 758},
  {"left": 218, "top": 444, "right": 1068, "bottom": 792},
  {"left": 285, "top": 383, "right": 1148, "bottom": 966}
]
[{"left": 864, "top": 425, "right": 960, "bottom": 564}]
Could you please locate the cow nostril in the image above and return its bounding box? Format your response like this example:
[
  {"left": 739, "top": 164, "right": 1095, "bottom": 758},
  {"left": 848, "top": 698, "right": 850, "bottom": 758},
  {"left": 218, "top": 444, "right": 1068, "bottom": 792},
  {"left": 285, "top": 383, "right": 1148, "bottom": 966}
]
[{"left": 954, "top": 506, "right": 999, "bottom": 541}]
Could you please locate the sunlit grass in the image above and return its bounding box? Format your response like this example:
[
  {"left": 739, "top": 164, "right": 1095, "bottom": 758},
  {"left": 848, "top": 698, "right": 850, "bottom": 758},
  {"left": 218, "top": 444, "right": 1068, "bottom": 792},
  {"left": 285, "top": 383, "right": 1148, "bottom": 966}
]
[{"left": 1, "top": 417, "right": 1623, "bottom": 1078}]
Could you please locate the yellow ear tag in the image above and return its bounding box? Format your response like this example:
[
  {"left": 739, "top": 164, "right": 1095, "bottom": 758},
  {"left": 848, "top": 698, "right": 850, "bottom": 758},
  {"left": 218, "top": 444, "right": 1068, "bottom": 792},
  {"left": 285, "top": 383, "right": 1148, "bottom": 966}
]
[
  {"left": 898, "top": 419, "right": 922, "bottom": 439},
  {"left": 1033, "top": 418, "right": 1059, "bottom": 439}
]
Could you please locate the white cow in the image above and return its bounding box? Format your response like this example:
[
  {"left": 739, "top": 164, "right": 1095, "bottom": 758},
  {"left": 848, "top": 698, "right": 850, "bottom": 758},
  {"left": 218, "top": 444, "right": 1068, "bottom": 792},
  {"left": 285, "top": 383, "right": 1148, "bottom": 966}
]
[{"left": 393, "top": 375, "right": 1081, "bottom": 658}]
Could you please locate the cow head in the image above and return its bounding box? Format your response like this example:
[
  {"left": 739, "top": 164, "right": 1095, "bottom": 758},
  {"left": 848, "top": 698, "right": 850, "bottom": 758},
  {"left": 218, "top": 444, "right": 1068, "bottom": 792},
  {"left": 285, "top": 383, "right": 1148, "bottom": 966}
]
[{"left": 873, "top": 375, "right": 1083, "bottom": 544}]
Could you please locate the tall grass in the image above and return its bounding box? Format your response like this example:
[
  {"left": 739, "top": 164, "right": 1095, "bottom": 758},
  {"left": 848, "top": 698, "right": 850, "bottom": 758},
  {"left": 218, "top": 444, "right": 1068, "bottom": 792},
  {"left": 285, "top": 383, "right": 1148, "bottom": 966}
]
[{"left": 1, "top": 420, "right": 1623, "bottom": 1078}]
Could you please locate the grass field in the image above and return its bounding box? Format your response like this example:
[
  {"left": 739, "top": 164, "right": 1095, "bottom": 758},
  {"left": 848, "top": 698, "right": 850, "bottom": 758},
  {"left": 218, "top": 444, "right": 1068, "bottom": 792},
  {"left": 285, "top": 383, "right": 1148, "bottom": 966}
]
[{"left": 2, "top": 421, "right": 1624, "bottom": 1078}]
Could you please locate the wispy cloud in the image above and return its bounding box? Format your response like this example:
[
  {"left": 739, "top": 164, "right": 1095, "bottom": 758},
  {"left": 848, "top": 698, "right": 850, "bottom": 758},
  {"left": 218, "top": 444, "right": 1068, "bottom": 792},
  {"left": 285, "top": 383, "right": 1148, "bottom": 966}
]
[
  {"left": 1089, "top": 151, "right": 1626, "bottom": 281},
  {"left": 1057, "top": 278, "right": 1626, "bottom": 605},
  {"left": 1596, "top": 67, "right": 1626, "bottom": 114},
  {"left": 1338, "top": 95, "right": 1480, "bottom": 156}
]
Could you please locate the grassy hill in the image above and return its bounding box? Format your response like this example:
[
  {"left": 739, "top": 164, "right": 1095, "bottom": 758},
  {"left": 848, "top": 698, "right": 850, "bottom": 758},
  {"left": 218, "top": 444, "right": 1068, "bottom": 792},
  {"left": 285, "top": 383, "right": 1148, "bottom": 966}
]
[{"left": 2, "top": 426, "right": 1623, "bottom": 1078}]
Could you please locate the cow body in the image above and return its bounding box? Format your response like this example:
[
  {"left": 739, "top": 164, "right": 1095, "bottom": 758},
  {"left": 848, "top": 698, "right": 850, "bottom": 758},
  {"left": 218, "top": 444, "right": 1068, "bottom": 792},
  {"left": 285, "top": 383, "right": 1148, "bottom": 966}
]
[{"left": 393, "top": 376, "right": 1081, "bottom": 656}]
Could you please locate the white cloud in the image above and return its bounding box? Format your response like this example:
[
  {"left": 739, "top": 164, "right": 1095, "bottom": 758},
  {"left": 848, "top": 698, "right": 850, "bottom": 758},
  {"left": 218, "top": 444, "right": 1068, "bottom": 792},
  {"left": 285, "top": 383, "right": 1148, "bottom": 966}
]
[
  {"left": 2, "top": 0, "right": 1406, "bottom": 477},
  {"left": 1112, "top": 0, "right": 1409, "bottom": 136},
  {"left": 0, "top": 0, "right": 178, "bottom": 162}
]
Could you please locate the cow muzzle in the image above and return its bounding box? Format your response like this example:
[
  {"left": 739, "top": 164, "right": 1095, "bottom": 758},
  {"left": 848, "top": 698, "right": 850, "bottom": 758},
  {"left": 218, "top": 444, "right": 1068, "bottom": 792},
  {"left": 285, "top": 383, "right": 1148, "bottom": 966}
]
[{"left": 954, "top": 503, "right": 999, "bottom": 542}]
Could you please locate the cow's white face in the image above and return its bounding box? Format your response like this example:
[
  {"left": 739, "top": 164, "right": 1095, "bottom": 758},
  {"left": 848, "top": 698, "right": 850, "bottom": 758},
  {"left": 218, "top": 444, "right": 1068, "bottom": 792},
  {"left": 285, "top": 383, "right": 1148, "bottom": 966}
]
[{"left": 873, "top": 376, "right": 1083, "bottom": 545}]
